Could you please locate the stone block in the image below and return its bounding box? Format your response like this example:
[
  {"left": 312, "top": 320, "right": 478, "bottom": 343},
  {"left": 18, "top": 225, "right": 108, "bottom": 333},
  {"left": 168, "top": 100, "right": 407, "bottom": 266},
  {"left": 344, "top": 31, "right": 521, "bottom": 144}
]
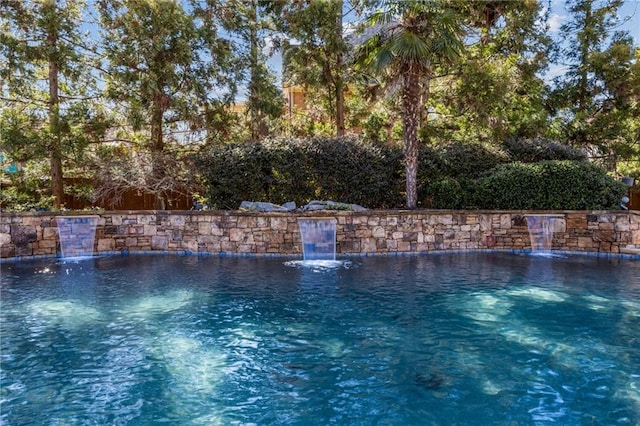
[
  {"left": 0, "top": 232, "right": 11, "bottom": 246},
  {"left": 270, "top": 217, "right": 288, "bottom": 231},
  {"left": 403, "top": 232, "right": 418, "bottom": 242},
  {"left": 229, "top": 228, "right": 245, "bottom": 242},
  {"left": 577, "top": 237, "right": 593, "bottom": 248},
  {"left": 352, "top": 228, "right": 368, "bottom": 238},
  {"left": 136, "top": 214, "right": 155, "bottom": 225},
  {"left": 237, "top": 244, "right": 253, "bottom": 253},
  {"left": 21, "top": 217, "right": 42, "bottom": 226},
  {"left": 151, "top": 236, "right": 168, "bottom": 250},
  {"left": 1, "top": 244, "right": 15, "bottom": 258},
  {"left": 593, "top": 230, "right": 616, "bottom": 243},
  {"left": 598, "top": 222, "right": 614, "bottom": 231},
  {"left": 42, "top": 227, "right": 58, "bottom": 240},
  {"left": 500, "top": 214, "right": 511, "bottom": 229},
  {"left": 367, "top": 217, "right": 380, "bottom": 226},
  {"left": 439, "top": 215, "right": 454, "bottom": 225},
  {"left": 170, "top": 215, "right": 186, "bottom": 227},
  {"left": 11, "top": 225, "right": 36, "bottom": 244},
  {"left": 167, "top": 230, "right": 183, "bottom": 241},
  {"left": 567, "top": 215, "right": 587, "bottom": 229},
  {"left": 372, "top": 226, "right": 386, "bottom": 238},
  {"left": 221, "top": 241, "right": 236, "bottom": 252},
  {"left": 237, "top": 216, "right": 257, "bottom": 228},
  {"left": 397, "top": 241, "right": 411, "bottom": 251},
  {"left": 263, "top": 233, "right": 284, "bottom": 244},
  {"left": 362, "top": 238, "right": 377, "bottom": 252},
  {"left": 129, "top": 225, "right": 144, "bottom": 235},
  {"left": 15, "top": 244, "right": 32, "bottom": 256},
  {"left": 38, "top": 239, "right": 57, "bottom": 249},
  {"left": 98, "top": 238, "right": 116, "bottom": 252},
  {"left": 614, "top": 221, "right": 630, "bottom": 232},
  {"left": 599, "top": 242, "right": 612, "bottom": 252},
  {"left": 144, "top": 224, "right": 158, "bottom": 236},
  {"left": 184, "top": 239, "right": 198, "bottom": 252}
]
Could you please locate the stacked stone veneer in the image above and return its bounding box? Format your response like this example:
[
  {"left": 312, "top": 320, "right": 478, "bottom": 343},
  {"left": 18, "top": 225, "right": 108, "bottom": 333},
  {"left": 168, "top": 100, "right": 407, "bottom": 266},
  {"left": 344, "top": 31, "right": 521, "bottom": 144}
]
[{"left": 1, "top": 210, "right": 639, "bottom": 259}]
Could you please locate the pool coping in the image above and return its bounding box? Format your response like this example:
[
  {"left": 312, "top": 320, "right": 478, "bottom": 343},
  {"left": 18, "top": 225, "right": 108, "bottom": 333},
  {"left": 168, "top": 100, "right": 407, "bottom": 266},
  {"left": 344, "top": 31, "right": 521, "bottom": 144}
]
[{"left": 2, "top": 248, "right": 639, "bottom": 263}]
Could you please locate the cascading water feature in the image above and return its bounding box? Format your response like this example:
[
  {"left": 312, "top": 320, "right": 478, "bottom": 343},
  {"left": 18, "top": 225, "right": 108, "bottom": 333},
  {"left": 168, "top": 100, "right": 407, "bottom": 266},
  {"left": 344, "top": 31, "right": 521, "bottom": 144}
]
[
  {"left": 298, "top": 217, "right": 337, "bottom": 261},
  {"left": 524, "top": 214, "right": 563, "bottom": 256},
  {"left": 56, "top": 216, "right": 99, "bottom": 259}
]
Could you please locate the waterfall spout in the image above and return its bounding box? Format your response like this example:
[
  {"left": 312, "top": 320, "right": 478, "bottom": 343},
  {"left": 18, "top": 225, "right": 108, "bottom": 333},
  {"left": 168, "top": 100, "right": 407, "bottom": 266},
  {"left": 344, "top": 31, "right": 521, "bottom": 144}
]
[
  {"left": 56, "top": 216, "right": 98, "bottom": 258},
  {"left": 524, "top": 214, "right": 563, "bottom": 255},
  {"left": 298, "top": 218, "right": 337, "bottom": 261}
]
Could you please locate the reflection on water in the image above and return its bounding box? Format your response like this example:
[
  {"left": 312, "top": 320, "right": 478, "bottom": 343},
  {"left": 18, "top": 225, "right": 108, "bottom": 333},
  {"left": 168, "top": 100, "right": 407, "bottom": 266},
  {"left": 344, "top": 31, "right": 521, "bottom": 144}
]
[{"left": 1, "top": 253, "right": 639, "bottom": 425}]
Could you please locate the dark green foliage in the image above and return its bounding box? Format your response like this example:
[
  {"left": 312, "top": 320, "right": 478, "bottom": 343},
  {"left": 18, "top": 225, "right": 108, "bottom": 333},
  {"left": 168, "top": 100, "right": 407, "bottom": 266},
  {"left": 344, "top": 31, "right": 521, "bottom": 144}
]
[
  {"left": 502, "top": 137, "right": 586, "bottom": 163},
  {"left": 426, "top": 177, "right": 465, "bottom": 209},
  {"left": 416, "top": 144, "right": 442, "bottom": 206},
  {"left": 475, "top": 160, "right": 627, "bottom": 210},
  {"left": 197, "top": 137, "right": 624, "bottom": 211},
  {"left": 197, "top": 137, "right": 405, "bottom": 209},
  {"left": 304, "top": 137, "right": 404, "bottom": 207},
  {"left": 196, "top": 141, "right": 303, "bottom": 209},
  {"left": 436, "top": 141, "right": 509, "bottom": 178}
]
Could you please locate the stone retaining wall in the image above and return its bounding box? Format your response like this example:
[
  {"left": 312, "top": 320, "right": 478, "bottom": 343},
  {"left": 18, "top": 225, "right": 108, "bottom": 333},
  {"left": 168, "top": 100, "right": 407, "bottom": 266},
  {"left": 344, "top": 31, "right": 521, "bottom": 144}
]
[{"left": 1, "top": 210, "right": 639, "bottom": 259}]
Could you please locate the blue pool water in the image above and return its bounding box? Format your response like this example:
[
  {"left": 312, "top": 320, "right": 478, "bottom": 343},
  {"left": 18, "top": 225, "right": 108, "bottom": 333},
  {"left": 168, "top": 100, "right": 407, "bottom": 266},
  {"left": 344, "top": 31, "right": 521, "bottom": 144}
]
[{"left": 1, "top": 253, "right": 639, "bottom": 425}]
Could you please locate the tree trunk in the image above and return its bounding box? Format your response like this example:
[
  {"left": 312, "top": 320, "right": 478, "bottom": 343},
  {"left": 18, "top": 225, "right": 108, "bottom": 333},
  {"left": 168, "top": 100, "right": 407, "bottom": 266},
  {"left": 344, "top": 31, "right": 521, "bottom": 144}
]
[
  {"left": 335, "top": 1, "right": 345, "bottom": 137},
  {"left": 151, "top": 95, "right": 166, "bottom": 209},
  {"left": 401, "top": 65, "right": 421, "bottom": 209},
  {"left": 248, "top": 0, "right": 262, "bottom": 141},
  {"left": 48, "top": 26, "right": 63, "bottom": 209}
]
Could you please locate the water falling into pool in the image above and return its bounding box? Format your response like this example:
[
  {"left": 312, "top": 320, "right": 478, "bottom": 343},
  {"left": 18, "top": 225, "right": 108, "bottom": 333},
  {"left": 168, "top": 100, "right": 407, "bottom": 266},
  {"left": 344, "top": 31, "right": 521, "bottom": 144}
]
[
  {"left": 56, "top": 216, "right": 98, "bottom": 259},
  {"left": 525, "top": 214, "right": 564, "bottom": 256},
  {"left": 298, "top": 217, "right": 337, "bottom": 260}
]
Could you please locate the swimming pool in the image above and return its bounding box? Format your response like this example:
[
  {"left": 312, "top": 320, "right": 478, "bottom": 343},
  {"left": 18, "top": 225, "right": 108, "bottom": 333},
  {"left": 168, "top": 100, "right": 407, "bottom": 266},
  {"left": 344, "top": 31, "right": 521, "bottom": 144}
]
[{"left": 1, "top": 253, "right": 639, "bottom": 425}]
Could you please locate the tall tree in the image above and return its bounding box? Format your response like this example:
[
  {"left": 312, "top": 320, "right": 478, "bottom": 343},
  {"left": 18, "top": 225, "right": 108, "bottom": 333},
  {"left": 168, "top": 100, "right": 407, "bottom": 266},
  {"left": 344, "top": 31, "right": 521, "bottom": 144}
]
[
  {"left": 220, "top": 0, "right": 284, "bottom": 141},
  {"left": 550, "top": 0, "right": 640, "bottom": 171},
  {"left": 429, "top": 0, "right": 552, "bottom": 143},
  {"left": 283, "top": 0, "right": 349, "bottom": 136},
  {"left": 355, "top": 0, "right": 466, "bottom": 209},
  {"left": 98, "top": 0, "right": 238, "bottom": 208},
  {"left": 1, "top": 0, "right": 100, "bottom": 208}
]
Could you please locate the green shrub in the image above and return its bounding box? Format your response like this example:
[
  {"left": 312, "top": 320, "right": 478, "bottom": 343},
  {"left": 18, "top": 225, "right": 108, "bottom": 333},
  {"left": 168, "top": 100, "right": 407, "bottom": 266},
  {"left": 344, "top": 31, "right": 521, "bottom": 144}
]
[
  {"left": 475, "top": 160, "right": 627, "bottom": 210},
  {"left": 418, "top": 145, "right": 444, "bottom": 208},
  {"left": 0, "top": 161, "right": 55, "bottom": 211},
  {"left": 304, "top": 136, "right": 405, "bottom": 207},
  {"left": 426, "top": 177, "right": 465, "bottom": 209},
  {"left": 196, "top": 137, "right": 625, "bottom": 211},
  {"left": 437, "top": 140, "right": 509, "bottom": 179},
  {"left": 197, "top": 137, "right": 405, "bottom": 209},
  {"left": 195, "top": 142, "right": 269, "bottom": 209},
  {"left": 502, "top": 137, "right": 586, "bottom": 163}
]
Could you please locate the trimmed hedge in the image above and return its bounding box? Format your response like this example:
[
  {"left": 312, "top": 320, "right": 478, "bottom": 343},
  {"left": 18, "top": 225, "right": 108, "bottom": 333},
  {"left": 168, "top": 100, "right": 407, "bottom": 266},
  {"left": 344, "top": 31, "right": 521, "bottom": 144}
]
[
  {"left": 436, "top": 140, "right": 509, "bottom": 178},
  {"left": 475, "top": 161, "right": 627, "bottom": 210},
  {"left": 196, "top": 136, "right": 625, "bottom": 211},
  {"left": 501, "top": 137, "right": 586, "bottom": 163},
  {"left": 197, "top": 137, "right": 405, "bottom": 209}
]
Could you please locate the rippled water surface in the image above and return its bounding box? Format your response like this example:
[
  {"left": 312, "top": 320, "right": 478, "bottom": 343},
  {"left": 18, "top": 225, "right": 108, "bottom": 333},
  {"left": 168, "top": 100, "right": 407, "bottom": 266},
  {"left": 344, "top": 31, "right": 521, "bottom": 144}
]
[{"left": 1, "top": 253, "right": 639, "bottom": 425}]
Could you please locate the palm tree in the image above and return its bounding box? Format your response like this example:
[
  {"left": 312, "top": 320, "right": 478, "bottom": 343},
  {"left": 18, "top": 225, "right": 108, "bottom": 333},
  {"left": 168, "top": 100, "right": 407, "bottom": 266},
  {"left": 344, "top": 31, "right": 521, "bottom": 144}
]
[{"left": 355, "top": 0, "right": 466, "bottom": 209}]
